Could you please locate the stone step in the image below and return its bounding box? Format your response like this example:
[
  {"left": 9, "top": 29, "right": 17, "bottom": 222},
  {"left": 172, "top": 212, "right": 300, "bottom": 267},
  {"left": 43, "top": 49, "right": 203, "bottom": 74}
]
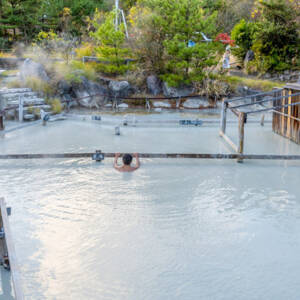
[
  {"left": 23, "top": 105, "right": 51, "bottom": 112},
  {"left": 7, "top": 98, "right": 46, "bottom": 106},
  {"left": 0, "top": 92, "right": 39, "bottom": 101},
  {"left": 0, "top": 88, "right": 33, "bottom": 94}
]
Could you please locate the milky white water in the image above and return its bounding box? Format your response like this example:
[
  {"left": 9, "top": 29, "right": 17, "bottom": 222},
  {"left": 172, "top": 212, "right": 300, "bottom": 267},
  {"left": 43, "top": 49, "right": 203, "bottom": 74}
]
[{"left": 0, "top": 117, "right": 300, "bottom": 300}]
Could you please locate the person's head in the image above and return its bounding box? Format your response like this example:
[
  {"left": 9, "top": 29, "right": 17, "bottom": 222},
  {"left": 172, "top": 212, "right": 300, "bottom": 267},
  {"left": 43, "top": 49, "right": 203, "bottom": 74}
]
[{"left": 122, "top": 154, "right": 133, "bottom": 166}]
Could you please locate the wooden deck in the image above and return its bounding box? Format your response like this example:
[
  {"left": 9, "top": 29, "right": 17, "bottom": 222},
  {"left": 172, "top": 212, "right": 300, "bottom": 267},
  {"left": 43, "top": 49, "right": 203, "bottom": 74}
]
[{"left": 273, "top": 84, "right": 300, "bottom": 144}]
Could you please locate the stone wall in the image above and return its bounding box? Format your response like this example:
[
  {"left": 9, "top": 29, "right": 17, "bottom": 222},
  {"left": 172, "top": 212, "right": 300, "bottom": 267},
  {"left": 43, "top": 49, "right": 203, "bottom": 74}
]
[
  {"left": 262, "top": 70, "right": 300, "bottom": 83},
  {"left": 0, "top": 58, "right": 25, "bottom": 69}
]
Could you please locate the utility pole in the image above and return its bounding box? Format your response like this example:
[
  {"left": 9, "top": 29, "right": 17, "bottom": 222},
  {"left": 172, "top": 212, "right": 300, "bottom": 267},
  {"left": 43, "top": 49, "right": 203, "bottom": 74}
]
[{"left": 114, "top": 0, "right": 129, "bottom": 38}]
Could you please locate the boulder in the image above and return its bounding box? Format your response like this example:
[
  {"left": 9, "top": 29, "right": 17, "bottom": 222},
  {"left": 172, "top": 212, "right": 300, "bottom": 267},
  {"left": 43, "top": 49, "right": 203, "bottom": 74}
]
[
  {"left": 152, "top": 101, "right": 171, "bottom": 108},
  {"left": 71, "top": 77, "right": 109, "bottom": 108},
  {"left": 162, "top": 82, "right": 194, "bottom": 98},
  {"left": 23, "top": 114, "right": 35, "bottom": 121},
  {"left": 244, "top": 50, "right": 255, "bottom": 66},
  {"left": 183, "top": 99, "right": 208, "bottom": 109},
  {"left": 109, "top": 80, "right": 131, "bottom": 98},
  {"left": 147, "top": 75, "right": 162, "bottom": 95},
  {"left": 118, "top": 103, "right": 129, "bottom": 109},
  {"left": 19, "top": 58, "right": 49, "bottom": 82},
  {"left": 57, "top": 80, "right": 72, "bottom": 96}
]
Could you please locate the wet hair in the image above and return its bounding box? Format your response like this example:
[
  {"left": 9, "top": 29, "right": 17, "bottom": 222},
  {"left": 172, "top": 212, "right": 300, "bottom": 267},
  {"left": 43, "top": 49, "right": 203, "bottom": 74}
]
[{"left": 122, "top": 154, "right": 133, "bottom": 165}]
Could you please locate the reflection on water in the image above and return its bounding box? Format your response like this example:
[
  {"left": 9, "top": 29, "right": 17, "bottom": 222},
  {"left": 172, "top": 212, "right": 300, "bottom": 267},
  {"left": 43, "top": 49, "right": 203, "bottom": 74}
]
[{"left": 0, "top": 121, "right": 299, "bottom": 300}]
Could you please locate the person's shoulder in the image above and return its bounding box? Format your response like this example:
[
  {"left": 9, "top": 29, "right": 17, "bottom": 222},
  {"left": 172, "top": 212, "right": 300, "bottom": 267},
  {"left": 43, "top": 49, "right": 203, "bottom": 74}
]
[{"left": 114, "top": 165, "right": 124, "bottom": 172}]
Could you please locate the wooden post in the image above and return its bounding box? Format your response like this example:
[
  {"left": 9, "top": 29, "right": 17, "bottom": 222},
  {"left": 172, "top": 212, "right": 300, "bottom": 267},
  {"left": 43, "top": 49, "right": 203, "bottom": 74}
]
[
  {"left": 18, "top": 96, "right": 23, "bottom": 123},
  {"left": 287, "top": 89, "right": 292, "bottom": 138},
  {"left": 260, "top": 114, "right": 265, "bottom": 126},
  {"left": 220, "top": 100, "right": 227, "bottom": 135},
  {"left": 237, "top": 112, "right": 246, "bottom": 163},
  {"left": 0, "top": 114, "right": 4, "bottom": 131}
]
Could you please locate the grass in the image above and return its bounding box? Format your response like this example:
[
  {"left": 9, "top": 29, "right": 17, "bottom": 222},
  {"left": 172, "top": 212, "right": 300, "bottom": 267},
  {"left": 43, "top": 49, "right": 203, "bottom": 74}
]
[
  {"left": 50, "top": 98, "right": 63, "bottom": 114},
  {"left": 0, "top": 51, "right": 15, "bottom": 58},
  {"left": 224, "top": 75, "right": 285, "bottom": 92},
  {"left": 0, "top": 69, "right": 19, "bottom": 77}
]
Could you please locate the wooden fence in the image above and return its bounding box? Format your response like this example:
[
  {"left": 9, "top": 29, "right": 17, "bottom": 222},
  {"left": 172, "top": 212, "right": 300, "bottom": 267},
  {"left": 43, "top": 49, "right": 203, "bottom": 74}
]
[{"left": 272, "top": 84, "right": 300, "bottom": 144}]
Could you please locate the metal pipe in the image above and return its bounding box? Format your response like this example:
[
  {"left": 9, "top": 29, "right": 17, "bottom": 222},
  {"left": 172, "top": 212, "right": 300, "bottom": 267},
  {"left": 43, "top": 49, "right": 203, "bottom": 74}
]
[
  {"left": 231, "top": 92, "right": 300, "bottom": 109},
  {"left": 246, "top": 101, "right": 300, "bottom": 115}
]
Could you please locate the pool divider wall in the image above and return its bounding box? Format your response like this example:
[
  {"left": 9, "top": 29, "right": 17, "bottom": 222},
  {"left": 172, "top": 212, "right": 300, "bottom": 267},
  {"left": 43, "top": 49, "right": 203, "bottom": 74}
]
[
  {"left": 0, "top": 152, "right": 299, "bottom": 160},
  {"left": 0, "top": 198, "right": 24, "bottom": 300}
]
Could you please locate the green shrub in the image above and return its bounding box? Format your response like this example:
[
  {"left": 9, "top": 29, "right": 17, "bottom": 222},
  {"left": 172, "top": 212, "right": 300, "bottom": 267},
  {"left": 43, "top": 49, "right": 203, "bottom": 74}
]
[
  {"left": 24, "top": 77, "right": 54, "bottom": 96},
  {"left": 70, "top": 60, "right": 97, "bottom": 81},
  {"left": 50, "top": 98, "right": 62, "bottom": 114},
  {"left": 7, "top": 80, "right": 23, "bottom": 89},
  {"left": 250, "top": 0, "right": 300, "bottom": 73},
  {"left": 65, "top": 71, "right": 83, "bottom": 84},
  {"left": 90, "top": 10, "right": 133, "bottom": 76},
  {"left": 223, "top": 75, "right": 284, "bottom": 91},
  {"left": 231, "top": 19, "right": 256, "bottom": 64}
]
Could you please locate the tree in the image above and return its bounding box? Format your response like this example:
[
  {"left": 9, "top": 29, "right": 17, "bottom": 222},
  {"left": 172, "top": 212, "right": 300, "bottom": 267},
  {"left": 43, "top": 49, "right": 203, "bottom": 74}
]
[
  {"left": 133, "top": 0, "right": 220, "bottom": 86},
  {"left": 90, "top": 9, "right": 132, "bottom": 75},
  {"left": 231, "top": 19, "right": 256, "bottom": 63},
  {"left": 251, "top": 0, "right": 300, "bottom": 72},
  {"left": 0, "top": 0, "right": 43, "bottom": 42}
]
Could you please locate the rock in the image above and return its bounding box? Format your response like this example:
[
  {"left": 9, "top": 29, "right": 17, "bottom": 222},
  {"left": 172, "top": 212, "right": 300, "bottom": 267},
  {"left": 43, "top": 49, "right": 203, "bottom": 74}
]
[
  {"left": 23, "top": 114, "right": 35, "bottom": 121},
  {"left": 264, "top": 73, "right": 271, "bottom": 79},
  {"left": 236, "top": 85, "right": 260, "bottom": 97},
  {"left": 71, "top": 77, "right": 109, "bottom": 108},
  {"left": 0, "top": 58, "right": 25, "bottom": 69},
  {"left": 109, "top": 80, "right": 131, "bottom": 98},
  {"left": 19, "top": 58, "right": 49, "bottom": 82},
  {"left": 147, "top": 75, "right": 162, "bottom": 95},
  {"left": 183, "top": 99, "right": 208, "bottom": 109},
  {"left": 244, "top": 50, "right": 255, "bottom": 65},
  {"left": 152, "top": 101, "right": 171, "bottom": 108},
  {"left": 284, "top": 70, "right": 289, "bottom": 75},
  {"left": 57, "top": 80, "right": 72, "bottom": 96},
  {"left": 162, "top": 82, "right": 194, "bottom": 97},
  {"left": 118, "top": 103, "right": 129, "bottom": 109}
]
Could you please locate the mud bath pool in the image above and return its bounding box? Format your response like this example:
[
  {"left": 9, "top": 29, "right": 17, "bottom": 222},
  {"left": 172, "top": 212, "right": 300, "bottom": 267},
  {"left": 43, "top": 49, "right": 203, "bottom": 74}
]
[{"left": 0, "top": 118, "right": 300, "bottom": 300}]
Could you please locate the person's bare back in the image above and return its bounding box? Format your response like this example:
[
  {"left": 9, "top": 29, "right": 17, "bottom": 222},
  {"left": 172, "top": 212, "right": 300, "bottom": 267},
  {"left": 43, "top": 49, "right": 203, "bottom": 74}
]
[{"left": 114, "top": 153, "right": 140, "bottom": 172}]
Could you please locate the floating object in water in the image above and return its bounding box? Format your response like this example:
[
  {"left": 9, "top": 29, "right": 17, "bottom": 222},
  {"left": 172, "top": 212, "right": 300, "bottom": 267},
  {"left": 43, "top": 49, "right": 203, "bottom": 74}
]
[
  {"left": 115, "top": 126, "right": 121, "bottom": 135},
  {"left": 92, "top": 150, "right": 105, "bottom": 162},
  {"left": 92, "top": 115, "right": 101, "bottom": 121},
  {"left": 123, "top": 116, "right": 128, "bottom": 126},
  {"left": 179, "top": 119, "right": 203, "bottom": 126},
  {"left": 40, "top": 109, "right": 50, "bottom": 126}
]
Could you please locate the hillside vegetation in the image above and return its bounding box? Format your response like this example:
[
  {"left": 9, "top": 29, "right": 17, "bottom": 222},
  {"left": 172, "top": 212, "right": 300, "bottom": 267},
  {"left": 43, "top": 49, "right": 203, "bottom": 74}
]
[{"left": 0, "top": 0, "right": 299, "bottom": 90}]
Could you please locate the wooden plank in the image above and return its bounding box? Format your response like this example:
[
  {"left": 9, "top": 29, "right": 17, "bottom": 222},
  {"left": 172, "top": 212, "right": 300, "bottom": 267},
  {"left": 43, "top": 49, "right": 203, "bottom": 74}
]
[
  {"left": 219, "top": 131, "right": 239, "bottom": 153},
  {"left": 0, "top": 152, "right": 300, "bottom": 160},
  {"left": 287, "top": 89, "right": 292, "bottom": 138},
  {"left": 281, "top": 90, "right": 286, "bottom": 137},
  {"left": 0, "top": 198, "right": 24, "bottom": 300},
  {"left": 227, "top": 103, "right": 239, "bottom": 117},
  {"left": 246, "top": 100, "right": 300, "bottom": 114},
  {"left": 220, "top": 100, "right": 227, "bottom": 134},
  {"left": 231, "top": 91, "right": 300, "bottom": 109},
  {"left": 237, "top": 112, "right": 246, "bottom": 162},
  {"left": 225, "top": 89, "right": 283, "bottom": 103}
]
